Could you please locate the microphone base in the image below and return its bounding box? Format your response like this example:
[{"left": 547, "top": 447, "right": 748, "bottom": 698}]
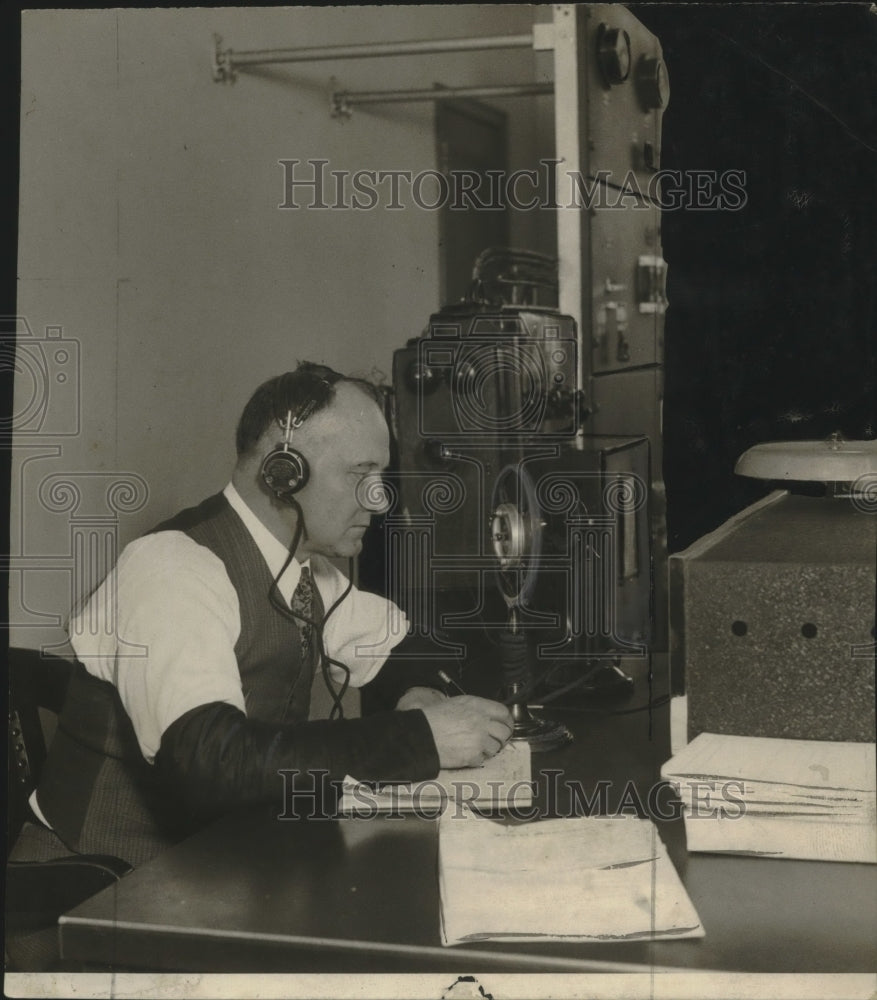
[{"left": 508, "top": 701, "right": 573, "bottom": 752}]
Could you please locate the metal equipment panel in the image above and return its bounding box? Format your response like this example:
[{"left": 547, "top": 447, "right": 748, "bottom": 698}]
[{"left": 589, "top": 200, "right": 665, "bottom": 374}]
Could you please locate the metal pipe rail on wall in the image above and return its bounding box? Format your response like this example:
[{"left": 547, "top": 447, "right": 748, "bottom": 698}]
[
  {"left": 331, "top": 82, "right": 554, "bottom": 118},
  {"left": 213, "top": 32, "right": 536, "bottom": 83}
]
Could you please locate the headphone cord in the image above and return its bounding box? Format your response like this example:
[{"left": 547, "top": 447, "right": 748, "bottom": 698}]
[
  {"left": 267, "top": 502, "right": 354, "bottom": 721},
  {"left": 316, "top": 565, "right": 354, "bottom": 720}
]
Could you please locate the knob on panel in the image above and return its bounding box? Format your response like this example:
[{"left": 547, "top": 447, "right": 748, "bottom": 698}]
[
  {"left": 596, "top": 24, "right": 632, "bottom": 85},
  {"left": 635, "top": 56, "right": 670, "bottom": 110}
]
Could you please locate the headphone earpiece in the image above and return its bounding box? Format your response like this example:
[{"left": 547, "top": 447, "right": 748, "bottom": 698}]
[
  {"left": 261, "top": 447, "right": 310, "bottom": 500},
  {"left": 260, "top": 400, "right": 315, "bottom": 503}
]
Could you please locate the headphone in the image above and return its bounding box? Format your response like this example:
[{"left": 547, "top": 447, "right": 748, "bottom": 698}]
[{"left": 260, "top": 373, "right": 333, "bottom": 503}]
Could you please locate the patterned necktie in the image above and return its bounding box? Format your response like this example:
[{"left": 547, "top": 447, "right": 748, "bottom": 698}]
[{"left": 290, "top": 565, "right": 314, "bottom": 666}]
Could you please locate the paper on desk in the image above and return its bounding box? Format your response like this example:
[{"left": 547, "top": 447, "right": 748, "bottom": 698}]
[
  {"left": 662, "top": 733, "right": 876, "bottom": 792},
  {"left": 661, "top": 733, "right": 877, "bottom": 862},
  {"left": 438, "top": 807, "right": 704, "bottom": 946},
  {"left": 662, "top": 733, "right": 876, "bottom": 821},
  {"left": 340, "top": 740, "right": 533, "bottom": 814},
  {"left": 681, "top": 810, "right": 877, "bottom": 862}
]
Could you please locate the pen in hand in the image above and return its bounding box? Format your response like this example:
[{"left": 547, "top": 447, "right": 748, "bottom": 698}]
[
  {"left": 438, "top": 670, "right": 523, "bottom": 707},
  {"left": 437, "top": 669, "right": 467, "bottom": 697}
]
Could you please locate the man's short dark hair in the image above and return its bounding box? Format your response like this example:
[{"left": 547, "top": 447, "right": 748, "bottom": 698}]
[{"left": 236, "top": 361, "right": 385, "bottom": 457}]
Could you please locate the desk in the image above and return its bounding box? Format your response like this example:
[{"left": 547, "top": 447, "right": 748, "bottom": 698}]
[{"left": 59, "top": 668, "right": 877, "bottom": 973}]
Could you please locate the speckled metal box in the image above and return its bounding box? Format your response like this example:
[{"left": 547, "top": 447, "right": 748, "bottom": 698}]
[{"left": 670, "top": 491, "right": 876, "bottom": 742}]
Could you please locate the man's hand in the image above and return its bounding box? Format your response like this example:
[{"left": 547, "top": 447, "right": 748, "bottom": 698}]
[
  {"left": 395, "top": 686, "right": 447, "bottom": 712},
  {"left": 419, "top": 695, "right": 514, "bottom": 769}
]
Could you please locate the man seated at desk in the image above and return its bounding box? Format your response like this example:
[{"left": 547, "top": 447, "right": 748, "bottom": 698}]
[{"left": 10, "top": 362, "right": 513, "bottom": 878}]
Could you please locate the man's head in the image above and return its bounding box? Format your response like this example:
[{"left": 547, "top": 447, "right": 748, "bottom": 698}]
[{"left": 234, "top": 362, "right": 390, "bottom": 559}]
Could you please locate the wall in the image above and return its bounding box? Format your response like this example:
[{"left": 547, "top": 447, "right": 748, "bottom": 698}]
[{"left": 12, "top": 5, "right": 552, "bottom": 649}]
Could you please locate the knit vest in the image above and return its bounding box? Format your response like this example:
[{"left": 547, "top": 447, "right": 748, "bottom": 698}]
[{"left": 37, "top": 492, "right": 322, "bottom": 866}]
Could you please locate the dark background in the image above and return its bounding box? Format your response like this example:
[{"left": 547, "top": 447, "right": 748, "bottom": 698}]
[{"left": 631, "top": 3, "right": 877, "bottom": 552}]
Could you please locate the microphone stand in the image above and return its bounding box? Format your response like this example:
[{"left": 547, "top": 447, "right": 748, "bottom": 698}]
[{"left": 502, "top": 607, "right": 572, "bottom": 752}]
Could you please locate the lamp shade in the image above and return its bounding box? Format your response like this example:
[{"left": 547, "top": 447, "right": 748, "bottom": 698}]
[{"left": 734, "top": 436, "right": 877, "bottom": 482}]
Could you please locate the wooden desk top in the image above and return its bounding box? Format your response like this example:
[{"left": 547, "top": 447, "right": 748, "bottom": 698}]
[{"left": 59, "top": 672, "right": 877, "bottom": 974}]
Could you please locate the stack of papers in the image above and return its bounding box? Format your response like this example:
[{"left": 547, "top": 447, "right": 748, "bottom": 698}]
[
  {"left": 661, "top": 732, "right": 877, "bottom": 863},
  {"left": 438, "top": 808, "right": 704, "bottom": 945},
  {"left": 340, "top": 740, "right": 533, "bottom": 815}
]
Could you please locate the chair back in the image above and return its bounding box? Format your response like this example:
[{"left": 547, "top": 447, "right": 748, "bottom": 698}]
[{"left": 7, "top": 647, "right": 73, "bottom": 850}]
